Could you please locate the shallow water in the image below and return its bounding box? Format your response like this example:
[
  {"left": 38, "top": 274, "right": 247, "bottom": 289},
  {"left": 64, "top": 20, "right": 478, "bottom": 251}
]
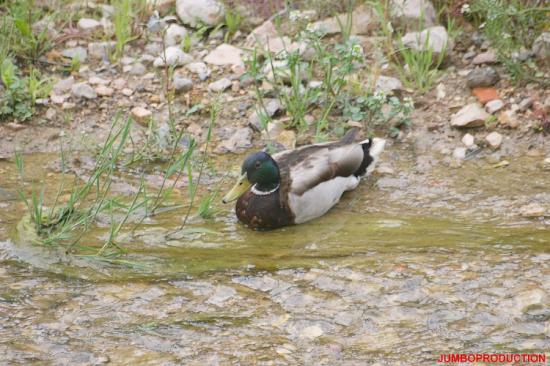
[{"left": 0, "top": 154, "right": 548, "bottom": 365}]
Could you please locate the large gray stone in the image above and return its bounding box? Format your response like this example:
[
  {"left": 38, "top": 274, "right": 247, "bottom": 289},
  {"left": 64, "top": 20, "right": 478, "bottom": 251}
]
[
  {"left": 390, "top": 0, "right": 437, "bottom": 30},
  {"left": 400, "top": 26, "right": 452, "bottom": 55}
]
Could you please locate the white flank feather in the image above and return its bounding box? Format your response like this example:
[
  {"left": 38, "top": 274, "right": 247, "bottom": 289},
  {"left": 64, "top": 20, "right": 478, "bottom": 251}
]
[{"left": 289, "top": 176, "right": 360, "bottom": 224}]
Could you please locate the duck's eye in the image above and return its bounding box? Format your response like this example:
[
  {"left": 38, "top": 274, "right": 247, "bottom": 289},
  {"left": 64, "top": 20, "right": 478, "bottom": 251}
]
[{"left": 254, "top": 161, "right": 261, "bottom": 168}]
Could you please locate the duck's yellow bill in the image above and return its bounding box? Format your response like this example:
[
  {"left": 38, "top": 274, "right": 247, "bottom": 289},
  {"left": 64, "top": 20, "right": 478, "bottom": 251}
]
[{"left": 222, "top": 173, "right": 251, "bottom": 203}]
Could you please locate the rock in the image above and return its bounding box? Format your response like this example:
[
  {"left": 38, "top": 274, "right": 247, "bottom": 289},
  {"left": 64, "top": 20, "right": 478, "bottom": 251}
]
[
  {"left": 53, "top": 77, "right": 75, "bottom": 94},
  {"left": 518, "top": 97, "right": 533, "bottom": 112},
  {"left": 61, "top": 47, "right": 87, "bottom": 62},
  {"left": 208, "top": 77, "right": 232, "bottom": 92},
  {"left": 532, "top": 32, "right": 550, "bottom": 61},
  {"left": 111, "top": 78, "right": 127, "bottom": 90},
  {"left": 176, "top": 0, "right": 225, "bottom": 27},
  {"left": 436, "top": 83, "right": 445, "bottom": 100},
  {"left": 466, "top": 67, "right": 500, "bottom": 88},
  {"left": 173, "top": 74, "right": 193, "bottom": 92},
  {"left": 89, "top": 76, "right": 110, "bottom": 85},
  {"left": 129, "top": 63, "right": 147, "bottom": 75},
  {"left": 374, "top": 75, "right": 403, "bottom": 94},
  {"left": 472, "top": 87, "right": 498, "bottom": 104},
  {"left": 95, "top": 85, "right": 114, "bottom": 97},
  {"left": 263, "top": 60, "right": 308, "bottom": 83},
  {"left": 71, "top": 83, "right": 97, "bottom": 99},
  {"left": 472, "top": 51, "right": 497, "bottom": 65},
  {"left": 45, "top": 108, "right": 56, "bottom": 120},
  {"left": 485, "top": 99, "right": 504, "bottom": 114},
  {"left": 186, "top": 62, "right": 211, "bottom": 80},
  {"left": 77, "top": 18, "right": 102, "bottom": 31},
  {"left": 451, "top": 103, "right": 489, "bottom": 128},
  {"left": 543, "top": 157, "right": 550, "bottom": 171},
  {"left": 461, "top": 133, "right": 474, "bottom": 147},
  {"left": 390, "top": 0, "right": 436, "bottom": 30},
  {"left": 400, "top": 26, "right": 451, "bottom": 56},
  {"left": 146, "top": 0, "right": 175, "bottom": 16},
  {"left": 520, "top": 203, "right": 546, "bottom": 218},
  {"left": 245, "top": 20, "right": 278, "bottom": 48},
  {"left": 153, "top": 46, "right": 193, "bottom": 67},
  {"left": 216, "top": 127, "right": 252, "bottom": 153},
  {"left": 88, "top": 41, "right": 115, "bottom": 60},
  {"left": 310, "top": 4, "right": 377, "bottom": 36},
  {"left": 50, "top": 94, "right": 66, "bottom": 104},
  {"left": 299, "top": 325, "right": 324, "bottom": 339},
  {"left": 249, "top": 99, "right": 283, "bottom": 131},
  {"left": 131, "top": 107, "right": 152, "bottom": 126},
  {"left": 206, "top": 286, "right": 236, "bottom": 306},
  {"left": 62, "top": 102, "right": 75, "bottom": 110},
  {"left": 498, "top": 110, "right": 519, "bottom": 129},
  {"left": 485, "top": 131, "right": 502, "bottom": 149},
  {"left": 204, "top": 44, "right": 243, "bottom": 68},
  {"left": 452, "top": 147, "right": 466, "bottom": 160},
  {"left": 121, "top": 88, "right": 134, "bottom": 96},
  {"left": 164, "top": 23, "right": 188, "bottom": 46}
]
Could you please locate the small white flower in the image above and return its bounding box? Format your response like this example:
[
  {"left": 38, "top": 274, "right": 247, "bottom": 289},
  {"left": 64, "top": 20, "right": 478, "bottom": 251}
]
[{"left": 351, "top": 44, "right": 364, "bottom": 59}]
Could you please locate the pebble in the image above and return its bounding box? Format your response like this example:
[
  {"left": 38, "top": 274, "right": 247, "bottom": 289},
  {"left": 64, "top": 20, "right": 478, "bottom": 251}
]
[
  {"left": 111, "top": 78, "right": 127, "bottom": 90},
  {"left": 452, "top": 147, "right": 466, "bottom": 160},
  {"left": 186, "top": 62, "right": 211, "bottom": 80},
  {"left": 88, "top": 76, "right": 110, "bottom": 85},
  {"left": 215, "top": 127, "right": 252, "bottom": 153},
  {"left": 518, "top": 97, "right": 533, "bottom": 112},
  {"left": 131, "top": 107, "right": 152, "bottom": 126},
  {"left": 77, "top": 18, "right": 102, "bottom": 31},
  {"left": 451, "top": 103, "right": 489, "bottom": 128},
  {"left": 249, "top": 99, "right": 283, "bottom": 131},
  {"left": 472, "top": 87, "right": 498, "bottom": 104},
  {"left": 532, "top": 32, "right": 550, "bottom": 60},
  {"left": 400, "top": 26, "right": 451, "bottom": 55},
  {"left": 542, "top": 157, "right": 550, "bottom": 171},
  {"left": 461, "top": 133, "right": 474, "bottom": 147},
  {"left": 53, "top": 77, "right": 75, "bottom": 94},
  {"left": 121, "top": 88, "right": 134, "bottom": 96},
  {"left": 485, "top": 132, "right": 503, "bottom": 149},
  {"left": 95, "top": 85, "right": 114, "bottom": 97},
  {"left": 176, "top": 0, "right": 225, "bottom": 27},
  {"left": 485, "top": 99, "right": 504, "bottom": 114},
  {"left": 208, "top": 78, "right": 232, "bottom": 92},
  {"left": 164, "top": 23, "right": 188, "bottom": 46},
  {"left": 204, "top": 44, "right": 244, "bottom": 67},
  {"left": 472, "top": 51, "right": 497, "bottom": 65},
  {"left": 129, "top": 63, "right": 147, "bottom": 75},
  {"left": 498, "top": 110, "right": 519, "bottom": 129},
  {"left": 466, "top": 67, "right": 500, "bottom": 88},
  {"left": 299, "top": 325, "right": 324, "bottom": 339},
  {"left": 374, "top": 75, "right": 403, "bottom": 94},
  {"left": 61, "top": 47, "right": 87, "bottom": 62},
  {"left": 88, "top": 41, "right": 115, "bottom": 60},
  {"left": 71, "top": 83, "right": 97, "bottom": 99},
  {"left": 173, "top": 74, "right": 193, "bottom": 93},
  {"left": 153, "top": 46, "right": 193, "bottom": 67}
]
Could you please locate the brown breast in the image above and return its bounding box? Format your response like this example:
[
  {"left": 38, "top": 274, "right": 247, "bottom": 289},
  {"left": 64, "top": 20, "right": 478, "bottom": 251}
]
[{"left": 235, "top": 189, "right": 294, "bottom": 230}]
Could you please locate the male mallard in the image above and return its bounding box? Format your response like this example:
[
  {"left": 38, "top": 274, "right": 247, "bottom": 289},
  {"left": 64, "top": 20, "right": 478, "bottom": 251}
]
[{"left": 222, "top": 129, "right": 385, "bottom": 230}]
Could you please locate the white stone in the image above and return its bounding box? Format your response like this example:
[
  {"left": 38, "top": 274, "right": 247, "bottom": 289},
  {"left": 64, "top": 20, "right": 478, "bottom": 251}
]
[
  {"left": 299, "top": 325, "right": 324, "bottom": 339},
  {"left": 77, "top": 18, "right": 102, "bottom": 31},
  {"left": 451, "top": 103, "right": 489, "bottom": 128},
  {"left": 186, "top": 62, "right": 211, "bottom": 80},
  {"left": 485, "top": 131, "right": 503, "bottom": 149},
  {"left": 154, "top": 46, "right": 193, "bottom": 67},
  {"left": 462, "top": 133, "right": 474, "bottom": 147},
  {"left": 208, "top": 77, "right": 232, "bottom": 92},
  {"left": 204, "top": 44, "right": 243, "bottom": 67},
  {"left": 164, "top": 23, "right": 188, "bottom": 46},
  {"left": 400, "top": 26, "right": 452, "bottom": 55},
  {"left": 176, "top": 0, "right": 225, "bottom": 27}
]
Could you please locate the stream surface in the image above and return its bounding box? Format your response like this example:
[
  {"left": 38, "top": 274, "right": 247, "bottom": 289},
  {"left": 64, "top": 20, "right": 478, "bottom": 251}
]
[{"left": 0, "top": 153, "right": 548, "bottom": 365}]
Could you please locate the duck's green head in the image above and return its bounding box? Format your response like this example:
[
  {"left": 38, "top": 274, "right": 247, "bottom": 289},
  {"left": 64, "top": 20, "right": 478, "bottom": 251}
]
[{"left": 222, "top": 152, "right": 280, "bottom": 203}]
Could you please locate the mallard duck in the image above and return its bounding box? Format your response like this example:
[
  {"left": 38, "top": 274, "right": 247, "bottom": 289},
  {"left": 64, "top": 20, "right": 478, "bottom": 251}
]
[{"left": 222, "top": 129, "right": 385, "bottom": 230}]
